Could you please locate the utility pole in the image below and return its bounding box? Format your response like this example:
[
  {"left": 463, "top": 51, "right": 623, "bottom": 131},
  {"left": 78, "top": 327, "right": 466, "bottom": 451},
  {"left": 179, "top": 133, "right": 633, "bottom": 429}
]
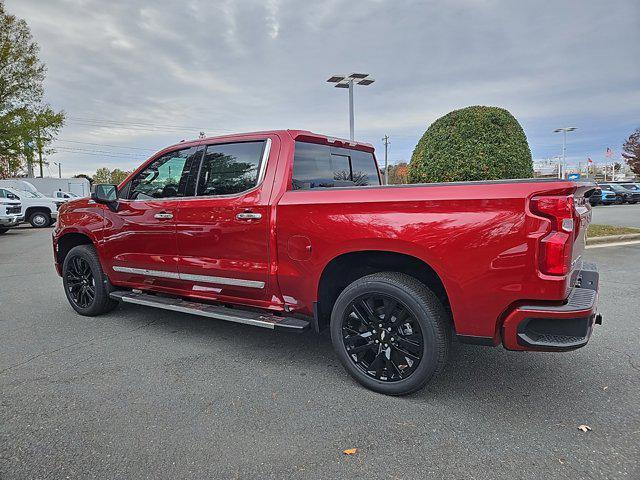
[
  {"left": 37, "top": 127, "right": 44, "bottom": 178},
  {"left": 382, "top": 135, "right": 390, "bottom": 184},
  {"left": 54, "top": 162, "right": 62, "bottom": 178}
]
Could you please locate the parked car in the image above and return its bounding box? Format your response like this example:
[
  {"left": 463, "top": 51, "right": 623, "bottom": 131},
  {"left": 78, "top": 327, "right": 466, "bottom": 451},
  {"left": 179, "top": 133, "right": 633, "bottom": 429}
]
[
  {"left": 0, "top": 189, "right": 22, "bottom": 234},
  {"left": 597, "top": 184, "right": 625, "bottom": 204},
  {"left": 588, "top": 187, "right": 602, "bottom": 206},
  {"left": 0, "top": 187, "right": 62, "bottom": 228},
  {"left": 619, "top": 183, "right": 640, "bottom": 201},
  {"left": 53, "top": 130, "right": 601, "bottom": 395},
  {"left": 599, "top": 183, "right": 640, "bottom": 204}
]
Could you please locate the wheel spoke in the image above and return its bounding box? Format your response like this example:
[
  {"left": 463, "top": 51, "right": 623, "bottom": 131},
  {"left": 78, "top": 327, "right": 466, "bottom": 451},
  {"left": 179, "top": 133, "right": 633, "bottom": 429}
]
[
  {"left": 392, "top": 344, "right": 420, "bottom": 362},
  {"left": 382, "top": 298, "right": 398, "bottom": 323},
  {"left": 351, "top": 300, "right": 375, "bottom": 328},
  {"left": 396, "top": 336, "right": 422, "bottom": 353}
]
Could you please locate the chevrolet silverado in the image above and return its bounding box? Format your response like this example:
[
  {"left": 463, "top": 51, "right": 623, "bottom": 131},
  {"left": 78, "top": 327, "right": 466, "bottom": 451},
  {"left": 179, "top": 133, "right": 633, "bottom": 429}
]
[{"left": 53, "top": 130, "right": 601, "bottom": 395}]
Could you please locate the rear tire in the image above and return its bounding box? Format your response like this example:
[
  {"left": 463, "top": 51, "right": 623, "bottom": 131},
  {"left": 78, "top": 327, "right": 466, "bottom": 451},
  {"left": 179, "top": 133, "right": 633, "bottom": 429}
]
[
  {"left": 330, "top": 272, "right": 451, "bottom": 395},
  {"left": 62, "top": 245, "right": 118, "bottom": 316},
  {"left": 29, "top": 211, "right": 51, "bottom": 228}
]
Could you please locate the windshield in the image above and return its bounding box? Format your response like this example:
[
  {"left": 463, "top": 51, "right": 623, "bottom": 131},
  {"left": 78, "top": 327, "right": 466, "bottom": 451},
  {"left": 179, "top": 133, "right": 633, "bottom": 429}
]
[
  {"left": 15, "top": 190, "right": 38, "bottom": 198},
  {"left": 608, "top": 184, "right": 627, "bottom": 192}
]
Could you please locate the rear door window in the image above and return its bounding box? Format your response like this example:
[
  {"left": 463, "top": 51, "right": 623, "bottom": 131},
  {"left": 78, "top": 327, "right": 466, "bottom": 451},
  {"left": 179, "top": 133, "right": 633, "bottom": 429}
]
[
  {"left": 196, "top": 141, "right": 266, "bottom": 196},
  {"left": 292, "top": 141, "right": 380, "bottom": 189}
]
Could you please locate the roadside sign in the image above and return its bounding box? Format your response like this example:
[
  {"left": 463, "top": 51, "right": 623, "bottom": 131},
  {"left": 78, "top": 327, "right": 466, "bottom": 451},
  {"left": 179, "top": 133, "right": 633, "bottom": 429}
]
[{"left": 567, "top": 173, "right": 581, "bottom": 181}]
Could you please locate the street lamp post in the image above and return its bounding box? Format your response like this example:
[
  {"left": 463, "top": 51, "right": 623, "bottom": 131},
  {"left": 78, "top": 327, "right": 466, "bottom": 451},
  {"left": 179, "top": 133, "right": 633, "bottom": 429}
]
[
  {"left": 327, "top": 73, "right": 375, "bottom": 141},
  {"left": 553, "top": 127, "right": 577, "bottom": 179}
]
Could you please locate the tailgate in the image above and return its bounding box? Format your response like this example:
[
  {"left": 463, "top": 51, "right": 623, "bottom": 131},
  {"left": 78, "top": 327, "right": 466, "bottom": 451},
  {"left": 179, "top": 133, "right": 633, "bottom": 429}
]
[{"left": 570, "top": 183, "right": 596, "bottom": 281}]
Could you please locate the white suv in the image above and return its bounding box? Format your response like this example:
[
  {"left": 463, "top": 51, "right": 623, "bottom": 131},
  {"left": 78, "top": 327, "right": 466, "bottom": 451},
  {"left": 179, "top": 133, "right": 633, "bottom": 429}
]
[{"left": 0, "top": 187, "right": 62, "bottom": 228}]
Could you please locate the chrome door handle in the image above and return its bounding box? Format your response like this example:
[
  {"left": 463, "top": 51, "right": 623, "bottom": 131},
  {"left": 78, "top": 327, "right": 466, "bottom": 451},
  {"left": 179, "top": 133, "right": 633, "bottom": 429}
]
[
  {"left": 154, "top": 212, "right": 173, "bottom": 219},
  {"left": 236, "top": 212, "right": 262, "bottom": 220}
]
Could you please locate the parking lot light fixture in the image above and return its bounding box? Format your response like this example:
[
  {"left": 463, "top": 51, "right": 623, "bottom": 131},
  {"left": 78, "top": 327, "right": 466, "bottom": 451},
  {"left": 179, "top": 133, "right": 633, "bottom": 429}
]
[
  {"left": 554, "top": 127, "right": 577, "bottom": 179},
  {"left": 327, "top": 73, "right": 375, "bottom": 141}
]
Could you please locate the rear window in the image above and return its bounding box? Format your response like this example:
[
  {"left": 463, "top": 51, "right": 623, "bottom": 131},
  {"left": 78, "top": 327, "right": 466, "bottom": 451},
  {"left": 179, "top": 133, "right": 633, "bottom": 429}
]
[{"left": 292, "top": 141, "right": 380, "bottom": 189}]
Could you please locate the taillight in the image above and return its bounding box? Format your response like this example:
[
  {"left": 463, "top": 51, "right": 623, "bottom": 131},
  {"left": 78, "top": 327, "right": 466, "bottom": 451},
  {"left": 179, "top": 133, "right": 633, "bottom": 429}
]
[{"left": 531, "top": 195, "right": 575, "bottom": 276}]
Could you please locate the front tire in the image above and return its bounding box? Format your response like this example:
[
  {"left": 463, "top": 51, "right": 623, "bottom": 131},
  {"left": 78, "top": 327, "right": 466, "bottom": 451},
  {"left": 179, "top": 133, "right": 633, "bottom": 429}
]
[
  {"left": 62, "top": 245, "right": 118, "bottom": 316},
  {"left": 330, "top": 272, "right": 451, "bottom": 395},
  {"left": 0, "top": 227, "right": 8, "bottom": 234},
  {"left": 29, "top": 211, "right": 51, "bottom": 228}
]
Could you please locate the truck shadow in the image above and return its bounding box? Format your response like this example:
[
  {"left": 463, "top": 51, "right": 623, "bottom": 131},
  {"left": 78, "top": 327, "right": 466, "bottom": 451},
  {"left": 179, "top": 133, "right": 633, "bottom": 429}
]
[{"left": 115, "top": 303, "right": 600, "bottom": 418}]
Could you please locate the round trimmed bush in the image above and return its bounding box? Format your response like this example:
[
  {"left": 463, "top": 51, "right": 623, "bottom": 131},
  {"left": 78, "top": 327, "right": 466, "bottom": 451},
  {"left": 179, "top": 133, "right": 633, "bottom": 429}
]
[{"left": 408, "top": 106, "right": 533, "bottom": 183}]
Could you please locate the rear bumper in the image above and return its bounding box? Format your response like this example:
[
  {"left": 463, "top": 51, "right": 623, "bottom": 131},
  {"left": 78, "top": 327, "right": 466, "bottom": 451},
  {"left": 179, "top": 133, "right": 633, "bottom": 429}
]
[{"left": 502, "top": 262, "right": 600, "bottom": 351}]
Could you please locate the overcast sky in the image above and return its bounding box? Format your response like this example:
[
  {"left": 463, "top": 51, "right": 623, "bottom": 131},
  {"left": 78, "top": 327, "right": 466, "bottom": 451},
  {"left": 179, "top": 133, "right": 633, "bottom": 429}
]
[{"left": 7, "top": 0, "right": 640, "bottom": 176}]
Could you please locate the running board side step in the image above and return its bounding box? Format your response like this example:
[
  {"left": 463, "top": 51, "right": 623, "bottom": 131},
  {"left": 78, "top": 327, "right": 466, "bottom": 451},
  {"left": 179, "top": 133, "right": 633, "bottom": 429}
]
[{"left": 109, "top": 291, "right": 310, "bottom": 333}]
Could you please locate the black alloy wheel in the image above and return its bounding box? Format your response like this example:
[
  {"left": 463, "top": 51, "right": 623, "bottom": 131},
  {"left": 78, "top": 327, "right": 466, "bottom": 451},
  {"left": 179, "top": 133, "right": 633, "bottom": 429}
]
[
  {"left": 341, "top": 293, "right": 424, "bottom": 382},
  {"left": 65, "top": 255, "right": 96, "bottom": 309},
  {"left": 330, "top": 272, "right": 450, "bottom": 396},
  {"left": 62, "top": 245, "right": 118, "bottom": 316}
]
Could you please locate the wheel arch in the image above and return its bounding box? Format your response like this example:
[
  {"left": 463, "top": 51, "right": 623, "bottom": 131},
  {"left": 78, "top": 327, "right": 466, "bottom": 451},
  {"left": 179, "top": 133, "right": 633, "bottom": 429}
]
[
  {"left": 56, "top": 231, "right": 95, "bottom": 266},
  {"left": 316, "top": 250, "right": 452, "bottom": 332},
  {"left": 25, "top": 206, "right": 52, "bottom": 218}
]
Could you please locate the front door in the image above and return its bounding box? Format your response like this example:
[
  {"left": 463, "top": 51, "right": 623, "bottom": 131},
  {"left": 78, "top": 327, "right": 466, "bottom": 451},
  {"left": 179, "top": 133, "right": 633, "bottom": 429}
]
[
  {"left": 173, "top": 138, "right": 274, "bottom": 306},
  {"left": 102, "top": 146, "right": 202, "bottom": 289}
]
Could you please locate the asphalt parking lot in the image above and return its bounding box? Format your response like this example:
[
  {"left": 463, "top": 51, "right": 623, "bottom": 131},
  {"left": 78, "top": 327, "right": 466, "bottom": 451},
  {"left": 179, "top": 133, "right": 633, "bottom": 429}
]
[
  {"left": 1, "top": 227, "right": 639, "bottom": 479},
  {"left": 592, "top": 203, "right": 640, "bottom": 228}
]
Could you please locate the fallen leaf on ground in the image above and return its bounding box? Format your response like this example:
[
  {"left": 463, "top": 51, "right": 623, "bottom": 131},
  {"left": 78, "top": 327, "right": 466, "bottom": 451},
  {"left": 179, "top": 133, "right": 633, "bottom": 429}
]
[
  {"left": 343, "top": 448, "right": 358, "bottom": 455},
  {"left": 578, "top": 424, "right": 592, "bottom": 432}
]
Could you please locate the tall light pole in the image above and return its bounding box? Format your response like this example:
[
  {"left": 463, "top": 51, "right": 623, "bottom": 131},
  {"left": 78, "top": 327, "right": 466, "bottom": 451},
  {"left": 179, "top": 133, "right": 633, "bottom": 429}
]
[
  {"left": 54, "top": 162, "right": 62, "bottom": 178},
  {"left": 553, "top": 127, "right": 577, "bottom": 179},
  {"left": 327, "top": 73, "right": 375, "bottom": 141}
]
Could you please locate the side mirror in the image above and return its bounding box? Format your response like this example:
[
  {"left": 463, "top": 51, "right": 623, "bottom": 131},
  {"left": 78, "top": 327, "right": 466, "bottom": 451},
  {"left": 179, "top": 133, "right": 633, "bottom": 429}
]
[{"left": 92, "top": 184, "right": 118, "bottom": 204}]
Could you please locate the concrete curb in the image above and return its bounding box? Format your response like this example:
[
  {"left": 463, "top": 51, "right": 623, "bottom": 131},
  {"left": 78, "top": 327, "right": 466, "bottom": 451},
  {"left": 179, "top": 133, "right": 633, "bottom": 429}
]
[{"left": 586, "top": 233, "right": 640, "bottom": 245}]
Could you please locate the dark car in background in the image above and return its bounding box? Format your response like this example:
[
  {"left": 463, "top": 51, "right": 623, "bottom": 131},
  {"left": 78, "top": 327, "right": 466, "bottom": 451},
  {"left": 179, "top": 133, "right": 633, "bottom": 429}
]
[
  {"left": 599, "top": 183, "right": 638, "bottom": 204},
  {"left": 619, "top": 183, "right": 640, "bottom": 203},
  {"left": 588, "top": 187, "right": 602, "bottom": 206}
]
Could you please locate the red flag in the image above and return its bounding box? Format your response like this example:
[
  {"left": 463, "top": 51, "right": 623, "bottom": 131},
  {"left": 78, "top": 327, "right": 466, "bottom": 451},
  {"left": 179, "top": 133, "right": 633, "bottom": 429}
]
[
  {"left": 606, "top": 147, "right": 613, "bottom": 158},
  {"left": 588, "top": 158, "right": 593, "bottom": 163}
]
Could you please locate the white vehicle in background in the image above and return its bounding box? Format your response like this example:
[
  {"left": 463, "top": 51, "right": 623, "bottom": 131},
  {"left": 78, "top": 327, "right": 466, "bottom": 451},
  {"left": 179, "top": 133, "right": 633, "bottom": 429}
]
[
  {"left": 0, "top": 178, "right": 90, "bottom": 198},
  {"left": 0, "top": 191, "right": 22, "bottom": 234},
  {"left": 53, "top": 190, "right": 80, "bottom": 201},
  {"left": 0, "top": 187, "right": 63, "bottom": 228}
]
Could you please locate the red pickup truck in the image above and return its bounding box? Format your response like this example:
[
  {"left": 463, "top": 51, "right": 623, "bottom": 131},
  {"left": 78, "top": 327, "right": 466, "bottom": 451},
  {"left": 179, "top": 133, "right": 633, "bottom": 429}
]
[{"left": 53, "top": 130, "right": 601, "bottom": 395}]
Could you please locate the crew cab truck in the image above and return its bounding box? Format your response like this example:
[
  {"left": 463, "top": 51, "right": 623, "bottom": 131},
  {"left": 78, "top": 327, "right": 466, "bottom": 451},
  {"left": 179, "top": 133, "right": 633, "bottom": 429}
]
[
  {"left": 53, "top": 130, "right": 601, "bottom": 395},
  {"left": 0, "top": 190, "right": 22, "bottom": 234},
  {"left": 0, "top": 186, "right": 61, "bottom": 228}
]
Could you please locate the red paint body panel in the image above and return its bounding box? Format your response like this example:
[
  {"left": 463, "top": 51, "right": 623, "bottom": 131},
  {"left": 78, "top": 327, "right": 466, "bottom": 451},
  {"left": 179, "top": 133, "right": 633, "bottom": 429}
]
[{"left": 53, "top": 129, "right": 597, "bottom": 350}]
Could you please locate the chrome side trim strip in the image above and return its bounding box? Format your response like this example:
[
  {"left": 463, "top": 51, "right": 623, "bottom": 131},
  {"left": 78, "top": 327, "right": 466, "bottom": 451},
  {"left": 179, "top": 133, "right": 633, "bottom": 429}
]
[
  {"left": 113, "top": 266, "right": 180, "bottom": 279},
  {"left": 179, "top": 272, "right": 265, "bottom": 289},
  {"left": 112, "top": 266, "right": 265, "bottom": 289}
]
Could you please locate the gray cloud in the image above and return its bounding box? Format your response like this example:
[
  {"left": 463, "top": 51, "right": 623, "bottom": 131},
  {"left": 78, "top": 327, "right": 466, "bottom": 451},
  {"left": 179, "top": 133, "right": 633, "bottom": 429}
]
[{"left": 6, "top": 0, "right": 640, "bottom": 174}]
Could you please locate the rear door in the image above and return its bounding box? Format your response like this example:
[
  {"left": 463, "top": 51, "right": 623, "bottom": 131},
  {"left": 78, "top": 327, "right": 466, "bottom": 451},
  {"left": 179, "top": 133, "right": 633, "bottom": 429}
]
[
  {"left": 173, "top": 137, "right": 274, "bottom": 305},
  {"left": 102, "top": 146, "right": 202, "bottom": 287}
]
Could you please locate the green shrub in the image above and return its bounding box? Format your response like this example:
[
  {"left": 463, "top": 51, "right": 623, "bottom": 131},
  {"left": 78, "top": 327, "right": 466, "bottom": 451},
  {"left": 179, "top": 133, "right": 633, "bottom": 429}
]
[{"left": 408, "top": 105, "right": 533, "bottom": 183}]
